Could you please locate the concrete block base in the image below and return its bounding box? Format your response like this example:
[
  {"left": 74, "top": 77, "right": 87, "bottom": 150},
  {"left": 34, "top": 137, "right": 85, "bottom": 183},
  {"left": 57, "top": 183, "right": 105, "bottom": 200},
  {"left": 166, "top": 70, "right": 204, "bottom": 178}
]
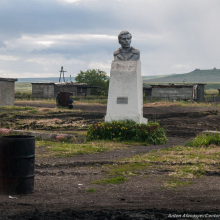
[{"left": 105, "top": 61, "right": 147, "bottom": 124}]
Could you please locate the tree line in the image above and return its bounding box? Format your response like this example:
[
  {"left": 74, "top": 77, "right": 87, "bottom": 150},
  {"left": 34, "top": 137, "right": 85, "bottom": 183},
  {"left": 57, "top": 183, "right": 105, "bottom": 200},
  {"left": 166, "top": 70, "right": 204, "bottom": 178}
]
[{"left": 75, "top": 69, "right": 109, "bottom": 96}]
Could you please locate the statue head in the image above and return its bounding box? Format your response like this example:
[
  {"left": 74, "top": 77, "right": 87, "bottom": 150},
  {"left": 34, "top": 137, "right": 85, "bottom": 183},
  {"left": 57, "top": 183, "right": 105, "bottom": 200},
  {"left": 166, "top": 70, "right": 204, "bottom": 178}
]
[{"left": 118, "top": 30, "right": 132, "bottom": 48}]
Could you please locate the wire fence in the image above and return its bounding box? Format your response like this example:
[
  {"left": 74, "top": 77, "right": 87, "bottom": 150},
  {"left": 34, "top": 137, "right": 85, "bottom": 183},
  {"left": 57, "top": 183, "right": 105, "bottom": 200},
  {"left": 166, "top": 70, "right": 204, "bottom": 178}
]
[
  {"left": 144, "top": 93, "right": 220, "bottom": 103},
  {"left": 204, "top": 93, "right": 220, "bottom": 102},
  {"left": 15, "top": 93, "right": 220, "bottom": 103}
]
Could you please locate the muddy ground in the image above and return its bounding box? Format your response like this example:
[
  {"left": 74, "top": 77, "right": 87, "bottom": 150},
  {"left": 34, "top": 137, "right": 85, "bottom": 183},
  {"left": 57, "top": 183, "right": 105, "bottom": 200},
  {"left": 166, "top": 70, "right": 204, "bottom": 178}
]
[{"left": 0, "top": 103, "right": 220, "bottom": 219}]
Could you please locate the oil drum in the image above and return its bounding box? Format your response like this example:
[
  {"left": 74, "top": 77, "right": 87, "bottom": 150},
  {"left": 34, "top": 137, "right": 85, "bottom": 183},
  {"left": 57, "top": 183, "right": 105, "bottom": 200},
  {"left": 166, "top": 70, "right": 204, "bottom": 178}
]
[{"left": 0, "top": 135, "right": 35, "bottom": 194}]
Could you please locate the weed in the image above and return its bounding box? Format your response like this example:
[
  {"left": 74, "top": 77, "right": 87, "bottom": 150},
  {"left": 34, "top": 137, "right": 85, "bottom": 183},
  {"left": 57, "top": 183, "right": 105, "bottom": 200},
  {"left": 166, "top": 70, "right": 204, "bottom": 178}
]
[
  {"left": 92, "top": 176, "right": 129, "bottom": 185},
  {"left": 28, "top": 109, "right": 38, "bottom": 114},
  {"left": 108, "top": 163, "right": 148, "bottom": 176},
  {"left": 164, "top": 179, "right": 192, "bottom": 188},
  {"left": 86, "top": 188, "right": 96, "bottom": 193}
]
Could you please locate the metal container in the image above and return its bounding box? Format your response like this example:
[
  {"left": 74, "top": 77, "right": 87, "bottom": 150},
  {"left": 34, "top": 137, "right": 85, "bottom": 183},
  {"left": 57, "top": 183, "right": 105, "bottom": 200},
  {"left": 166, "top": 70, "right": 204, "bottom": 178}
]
[
  {"left": 0, "top": 135, "right": 35, "bottom": 194},
  {"left": 58, "top": 92, "right": 73, "bottom": 107}
]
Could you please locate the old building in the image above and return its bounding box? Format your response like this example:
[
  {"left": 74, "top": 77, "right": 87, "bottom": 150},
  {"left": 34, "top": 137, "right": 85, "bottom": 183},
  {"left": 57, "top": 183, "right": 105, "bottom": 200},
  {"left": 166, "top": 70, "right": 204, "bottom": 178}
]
[
  {"left": 32, "top": 82, "right": 97, "bottom": 98},
  {"left": 0, "top": 77, "right": 17, "bottom": 106},
  {"left": 144, "top": 84, "right": 205, "bottom": 101}
]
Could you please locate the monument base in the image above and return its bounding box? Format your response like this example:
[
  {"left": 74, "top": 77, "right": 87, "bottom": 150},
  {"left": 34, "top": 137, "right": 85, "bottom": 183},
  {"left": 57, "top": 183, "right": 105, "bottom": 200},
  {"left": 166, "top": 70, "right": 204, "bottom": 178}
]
[{"left": 105, "top": 61, "right": 147, "bottom": 124}]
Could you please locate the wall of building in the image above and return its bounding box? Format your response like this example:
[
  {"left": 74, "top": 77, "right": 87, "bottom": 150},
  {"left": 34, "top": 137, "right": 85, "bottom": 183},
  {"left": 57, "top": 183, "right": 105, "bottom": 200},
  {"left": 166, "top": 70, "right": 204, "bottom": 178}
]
[
  {"left": 32, "top": 84, "right": 54, "bottom": 98},
  {"left": 32, "top": 83, "right": 91, "bottom": 98},
  {"left": 54, "top": 85, "right": 77, "bottom": 97},
  {"left": 143, "top": 88, "right": 152, "bottom": 97},
  {"left": 0, "top": 81, "right": 15, "bottom": 106},
  {"left": 197, "top": 84, "right": 205, "bottom": 102},
  {"left": 152, "top": 87, "right": 193, "bottom": 100},
  {"left": 87, "top": 88, "right": 91, "bottom": 96}
]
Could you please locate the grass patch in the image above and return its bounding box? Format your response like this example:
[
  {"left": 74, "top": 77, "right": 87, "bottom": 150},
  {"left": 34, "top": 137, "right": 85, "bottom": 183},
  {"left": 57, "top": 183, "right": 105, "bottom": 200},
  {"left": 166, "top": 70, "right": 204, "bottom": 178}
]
[
  {"left": 92, "top": 176, "right": 128, "bottom": 185},
  {"left": 143, "top": 100, "right": 220, "bottom": 107},
  {"left": 185, "top": 133, "right": 220, "bottom": 147},
  {"left": 15, "top": 99, "right": 56, "bottom": 104},
  {"left": 91, "top": 163, "right": 147, "bottom": 186},
  {"left": 36, "top": 140, "right": 127, "bottom": 158},
  {"left": 28, "top": 109, "right": 39, "bottom": 114},
  {"left": 85, "top": 188, "right": 97, "bottom": 193},
  {"left": 108, "top": 162, "right": 148, "bottom": 176},
  {"left": 0, "top": 106, "right": 35, "bottom": 111},
  {"left": 164, "top": 179, "right": 192, "bottom": 188},
  {"left": 15, "top": 83, "right": 32, "bottom": 92},
  {"left": 95, "top": 134, "right": 220, "bottom": 188},
  {"left": 75, "top": 99, "right": 107, "bottom": 105}
]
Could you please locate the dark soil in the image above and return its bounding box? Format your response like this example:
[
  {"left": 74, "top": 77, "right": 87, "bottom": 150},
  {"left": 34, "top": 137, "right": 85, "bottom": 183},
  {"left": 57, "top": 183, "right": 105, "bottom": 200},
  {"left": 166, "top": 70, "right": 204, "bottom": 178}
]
[{"left": 0, "top": 103, "right": 220, "bottom": 219}]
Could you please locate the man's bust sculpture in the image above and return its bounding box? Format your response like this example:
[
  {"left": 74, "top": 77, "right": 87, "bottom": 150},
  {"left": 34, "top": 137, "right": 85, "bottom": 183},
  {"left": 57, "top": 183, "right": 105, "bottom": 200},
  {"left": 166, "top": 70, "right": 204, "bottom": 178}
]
[{"left": 113, "top": 30, "right": 140, "bottom": 61}]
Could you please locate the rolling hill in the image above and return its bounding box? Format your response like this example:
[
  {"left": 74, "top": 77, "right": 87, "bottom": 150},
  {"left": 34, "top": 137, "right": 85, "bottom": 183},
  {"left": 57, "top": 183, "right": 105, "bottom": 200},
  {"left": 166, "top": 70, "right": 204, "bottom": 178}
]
[
  {"left": 144, "top": 68, "right": 220, "bottom": 83},
  {"left": 16, "top": 77, "right": 75, "bottom": 83}
]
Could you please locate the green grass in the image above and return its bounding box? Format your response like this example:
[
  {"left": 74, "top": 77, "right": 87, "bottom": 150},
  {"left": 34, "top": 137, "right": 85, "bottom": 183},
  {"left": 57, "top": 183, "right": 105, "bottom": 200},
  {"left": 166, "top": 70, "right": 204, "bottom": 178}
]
[
  {"left": 36, "top": 140, "right": 127, "bottom": 158},
  {"left": 143, "top": 100, "right": 220, "bottom": 107},
  {"left": 92, "top": 176, "right": 129, "bottom": 185},
  {"left": 91, "top": 134, "right": 220, "bottom": 188},
  {"left": 15, "top": 83, "right": 32, "bottom": 92},
  {"left": 28, "top": 109, "right": 39, "bottom": 114},
  {"left": 15, "top": 98, "right": 56, "bottom": 103},
  {"left": 205, "top": 89, "right": 218, "bottom": 95},
  {"left": 164, "top": 179, "right": 192, "bottom": 188},
  {"left": 185, "top": 133, "right": 220, "bottom": 147},
  {"left": 0, "top": 106, "right": 36, "bottom": 111},
  {"left": 85, "top": 188, "right": 97, "bottom": 193},
  {"left": 75, "top": 99, "right": 107, "bottom": 105},
  {"left": 108, "top": 162, "right": 148, "bottom": 176}
]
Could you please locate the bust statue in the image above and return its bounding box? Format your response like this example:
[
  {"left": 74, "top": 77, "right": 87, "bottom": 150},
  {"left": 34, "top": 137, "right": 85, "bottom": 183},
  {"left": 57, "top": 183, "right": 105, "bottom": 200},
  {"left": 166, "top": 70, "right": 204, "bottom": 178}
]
[{"left": 113, "top": 30, "right": 140, "bottom": 61}]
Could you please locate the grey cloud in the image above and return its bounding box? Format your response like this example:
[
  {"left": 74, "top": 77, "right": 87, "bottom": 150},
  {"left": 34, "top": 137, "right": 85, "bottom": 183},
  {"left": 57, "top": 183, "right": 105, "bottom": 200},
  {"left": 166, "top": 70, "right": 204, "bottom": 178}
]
[
  {"left": 0, "top": 40, "right": 6, "bottom": 48},
  {"left": 0, "top": 0, "right": 121, "bottom": 37},
  {"left": 1, "top": 0, "right": 220, "bottom": 77}
]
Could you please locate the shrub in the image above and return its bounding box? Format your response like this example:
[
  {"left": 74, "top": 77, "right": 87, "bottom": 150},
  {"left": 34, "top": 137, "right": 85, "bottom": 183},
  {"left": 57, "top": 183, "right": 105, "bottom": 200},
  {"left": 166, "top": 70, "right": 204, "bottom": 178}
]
[{"left": 86, "top": 120, "right": 167, "bottom": 145}]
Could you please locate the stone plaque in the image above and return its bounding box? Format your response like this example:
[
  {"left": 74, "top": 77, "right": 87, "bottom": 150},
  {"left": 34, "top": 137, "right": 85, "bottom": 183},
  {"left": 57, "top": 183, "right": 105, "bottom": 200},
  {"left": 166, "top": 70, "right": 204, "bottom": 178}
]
[{"left": 117, "top": 97, "right": 128, "bottom": 104}]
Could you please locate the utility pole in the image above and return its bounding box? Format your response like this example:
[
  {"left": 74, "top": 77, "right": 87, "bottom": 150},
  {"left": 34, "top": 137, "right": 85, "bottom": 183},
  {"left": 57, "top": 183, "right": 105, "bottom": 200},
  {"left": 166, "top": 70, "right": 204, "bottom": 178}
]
[{"left": 59, "top": 66, "right": 67, "bottom": 82}]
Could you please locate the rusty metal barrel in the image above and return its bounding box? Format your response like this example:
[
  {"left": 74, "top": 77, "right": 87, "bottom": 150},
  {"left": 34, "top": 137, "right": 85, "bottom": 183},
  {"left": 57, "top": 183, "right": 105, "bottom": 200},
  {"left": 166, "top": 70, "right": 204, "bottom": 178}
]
[
  {"left": 0, "top": 135, "right": 35, "bottom": 194},
  {"left": 58, "top": 92, "right": 73, "bottom": 107}
]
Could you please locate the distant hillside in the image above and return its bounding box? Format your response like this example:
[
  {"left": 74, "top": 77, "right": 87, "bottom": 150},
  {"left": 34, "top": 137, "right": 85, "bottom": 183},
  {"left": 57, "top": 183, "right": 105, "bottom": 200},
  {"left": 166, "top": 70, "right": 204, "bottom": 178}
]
[
  {"left": 145, "top": 68, "right": 220, "bottom": 83},
  {"left": 142, "top": 74, "right": 175, "bottom": 80},
  {"left": 17, "top": 77, "right": 75, "bottom": 83},
  {"left": 17, "top": 75, "right": 172, "bottom": 83}
]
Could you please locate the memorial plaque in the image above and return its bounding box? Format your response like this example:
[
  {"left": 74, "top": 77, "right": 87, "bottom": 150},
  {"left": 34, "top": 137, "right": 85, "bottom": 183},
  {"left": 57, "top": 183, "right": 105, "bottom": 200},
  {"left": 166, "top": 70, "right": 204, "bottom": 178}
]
[{"left": 117, "top": 97, "right": 128, "bottom": 104}]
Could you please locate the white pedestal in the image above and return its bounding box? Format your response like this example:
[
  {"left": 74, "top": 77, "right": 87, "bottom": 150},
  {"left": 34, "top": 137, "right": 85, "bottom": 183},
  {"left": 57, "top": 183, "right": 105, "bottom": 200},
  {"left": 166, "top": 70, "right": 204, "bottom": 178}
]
[{"left": 105, "top": 61, "right": 147, "bottom": 124}]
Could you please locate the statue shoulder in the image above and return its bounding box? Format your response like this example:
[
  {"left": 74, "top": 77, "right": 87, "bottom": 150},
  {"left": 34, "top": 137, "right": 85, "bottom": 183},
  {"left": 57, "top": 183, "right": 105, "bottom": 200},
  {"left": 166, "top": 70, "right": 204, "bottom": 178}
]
[
  {"left": 113, "top": 48, "right": 121, "bottom": 56},
  {"left": 131, "top": 47, "right": 140, "bottom": 54}
]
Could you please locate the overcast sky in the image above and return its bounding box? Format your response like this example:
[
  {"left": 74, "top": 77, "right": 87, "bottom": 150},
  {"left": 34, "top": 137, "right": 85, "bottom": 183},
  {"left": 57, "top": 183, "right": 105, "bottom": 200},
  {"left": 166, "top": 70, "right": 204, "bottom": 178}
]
[{"left": 0, "top": 0, "right": 220, "bottom": 78}]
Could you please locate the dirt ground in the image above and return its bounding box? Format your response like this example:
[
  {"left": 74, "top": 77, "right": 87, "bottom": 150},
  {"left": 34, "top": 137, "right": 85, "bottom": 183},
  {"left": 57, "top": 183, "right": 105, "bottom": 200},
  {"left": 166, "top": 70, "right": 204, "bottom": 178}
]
[{"left": 0, "top": 103, "right": 220, "bottom": 219}]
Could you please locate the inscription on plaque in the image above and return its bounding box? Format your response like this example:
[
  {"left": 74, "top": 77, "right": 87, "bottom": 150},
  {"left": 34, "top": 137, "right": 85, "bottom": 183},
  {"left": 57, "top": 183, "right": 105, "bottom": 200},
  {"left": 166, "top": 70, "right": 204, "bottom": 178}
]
[{"left": 117, "top": 97, "right": 128, "bottom": 104}]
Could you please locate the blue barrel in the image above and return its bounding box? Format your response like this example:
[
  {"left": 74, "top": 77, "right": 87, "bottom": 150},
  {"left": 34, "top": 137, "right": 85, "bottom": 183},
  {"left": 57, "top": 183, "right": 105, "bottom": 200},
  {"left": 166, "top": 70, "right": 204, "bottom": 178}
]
[{"left": 0, "top": 135, "right": 35, "bottom": 194}]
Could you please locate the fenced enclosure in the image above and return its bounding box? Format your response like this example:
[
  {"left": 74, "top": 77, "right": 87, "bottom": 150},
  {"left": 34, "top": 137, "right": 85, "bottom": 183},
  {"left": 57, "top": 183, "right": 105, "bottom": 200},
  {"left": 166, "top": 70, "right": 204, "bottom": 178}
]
[
  {"left": 144, "top": 93, "right": 220, "bottom": 103},
  {"left": 14, "top": 95, "right": 108, "bottom": 104},
  {"left": 14, "top": 92, "right": 220, "bottom": 104}
]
